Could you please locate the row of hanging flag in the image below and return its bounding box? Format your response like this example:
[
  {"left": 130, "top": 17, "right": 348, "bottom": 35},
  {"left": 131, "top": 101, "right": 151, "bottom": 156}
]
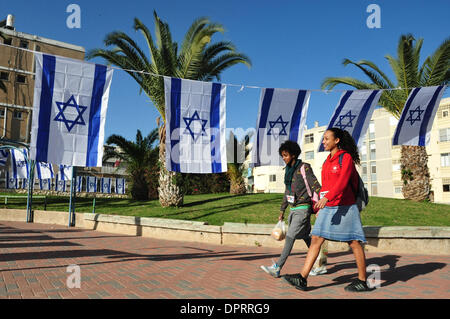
[
  {"left": 5, "top": 174, "right": 126, "bottom": 194},
  {"left": 27, "top": 52, "right": 447, "bottom": 174}
]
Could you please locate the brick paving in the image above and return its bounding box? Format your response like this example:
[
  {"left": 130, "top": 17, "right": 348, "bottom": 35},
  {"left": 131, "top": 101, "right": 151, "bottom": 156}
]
[{"left": 0, "top": 221, "right": 449, "bottom": 299}]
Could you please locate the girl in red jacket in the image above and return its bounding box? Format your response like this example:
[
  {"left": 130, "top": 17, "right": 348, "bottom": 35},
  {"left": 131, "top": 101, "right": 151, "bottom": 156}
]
[{"left": 284, "top": 127, "right": 371, "bottom": 292}]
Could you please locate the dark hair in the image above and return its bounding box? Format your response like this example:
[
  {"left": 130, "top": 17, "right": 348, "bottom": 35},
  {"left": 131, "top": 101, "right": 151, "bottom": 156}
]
[
  {"left": 327, "top": 128, "right": 360, "bottom": 166},
  {"left": 278, "top": 140, "right": 301, "bottom": 159}
]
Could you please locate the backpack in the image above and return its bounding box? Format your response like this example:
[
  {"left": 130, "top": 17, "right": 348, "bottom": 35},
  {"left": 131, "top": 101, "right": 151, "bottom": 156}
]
[
  {"left": 300, "top": 164, "right": 320, "bottom": 214},
  {"left": 338, "top": 153, "right": 369, "bottom": 212}
]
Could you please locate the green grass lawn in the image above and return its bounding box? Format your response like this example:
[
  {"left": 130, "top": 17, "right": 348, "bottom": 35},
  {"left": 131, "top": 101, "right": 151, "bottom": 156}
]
[{"left": 1, "top": 192, "right": 449, "bottom": 227}]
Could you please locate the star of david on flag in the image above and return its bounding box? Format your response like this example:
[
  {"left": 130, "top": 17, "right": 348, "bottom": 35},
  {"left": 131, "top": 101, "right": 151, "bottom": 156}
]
[
  {"left": 30, "top": 53, "right": 113, "bottom": 167},
  {"left": 10, "top": 148, "right": 29, "bottom": 179},
  {"left": 36, "top": 162, "right": 54, "bottom": 180},
  {"left": 115, "top": 178, "right": 126, "bottom": 194},
  {"left": 252, "top": 88, "right": 311, "bottom": 166},
  {"left": 55, "top": 175, "right": 66, "bottom": 192},
  {"left": 318, "top": 89, "right": 382, "bottom": 152},
  {"left": 39, "top": 178, "right": 52, "bottom": 191},
  {"left": 86, "top": 176, "right": 97, "bottom": 193},
  {"left": 6, "top": 172, "right": 18, "bottom": 189},
  {"left": 393, "top": 85, "right": 446, "bottom": 146},
  {"left": 101, "top": 177, "right": 111, "bottom": 194},
  {"left": 164, "top": 77, "right": 227, "bottom": 173}
]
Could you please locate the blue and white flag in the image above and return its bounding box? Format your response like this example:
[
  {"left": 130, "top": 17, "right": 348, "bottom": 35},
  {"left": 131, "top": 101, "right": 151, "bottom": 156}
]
[
  {"left": 21, "top": 178, "right": 29, "bottom": 190},
  {"left": 59, "top": 165, "right": 73, "bottom": 181},
  {"left": 115, "top": 178, "right": 126, "bottom": 194},
  {"left": 318, "top": 89, "right": 382, "bottom": 152},
  {"left": 86, "top": 176, "right": 97, "bottom": 193},
  {"left": 101, "top": 177, "right": 111, "bottom": 194},
  {"left": 252, "top": 88, "right": 311, "bottom": 166},
  {"left": 164, "top": 77, "right": 227, "bottom": 173},
  {"left": 392, "top": 86, "right": 446, "bottom": 146},
  {"left": 30, "top": 53, "right": 113, "bottom": 167},
  {"left": 39, "top": 178, "right": 52, "bottom": 190},
  {"left": 10, "top": 148, "right": 29, "bottom": 179},
  {"left": 74, "top": 176, "right": 83, "bottom": 192},
  {"left": 6, "top": 172, "right": 18, "bottom": 189},
  {"left": 0, "top": 149, "right": 9, "bottom": 166},
  {"left": 55, "top": 175, "right": 66, "bottom": 192},
  {"left": 36, "top": 162, "right": 54, "bottom": 180}
]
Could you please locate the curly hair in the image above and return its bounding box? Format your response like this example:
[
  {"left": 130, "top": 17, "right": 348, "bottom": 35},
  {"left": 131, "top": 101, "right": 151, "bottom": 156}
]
[
  {"left": 278, "top": 140, "right": 301, "bottom": 159},
  {"left": 327, "top": 128, "right": 361, "bottom": 166}
]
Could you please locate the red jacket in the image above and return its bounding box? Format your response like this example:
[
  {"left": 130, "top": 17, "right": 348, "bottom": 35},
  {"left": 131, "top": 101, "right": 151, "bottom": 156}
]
[{"left": 321, "top": 150, "right": 358, "bottom": 207}]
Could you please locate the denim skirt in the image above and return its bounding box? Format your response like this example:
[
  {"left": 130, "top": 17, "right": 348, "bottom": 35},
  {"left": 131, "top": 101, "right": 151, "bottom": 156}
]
[{"left": 311, "top": 204, "right": 366, "bottom": 243}]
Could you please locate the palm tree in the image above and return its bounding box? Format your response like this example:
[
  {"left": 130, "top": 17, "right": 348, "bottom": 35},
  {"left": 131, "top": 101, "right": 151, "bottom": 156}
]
[
  {"left": 226, "top": 131, "right": 253, "bottom": 194},
  {"left": 321, "top": 34, "right": 450, "bottom": 201},
  {"left": 103, "top": 129, "right": 159, "bottom": 200},
  {"left": 87, "top": 11, "right": 251, "bottom": 206}
]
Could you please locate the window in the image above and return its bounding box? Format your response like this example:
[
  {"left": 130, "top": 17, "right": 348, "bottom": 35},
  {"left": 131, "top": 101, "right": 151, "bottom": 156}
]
[
  {"left": 439, "top": 128, "right": 450, "bottom": 142},
  {"left": 13, "top": 110, "right": 22, "bottom": 120},
  {"left": 395, "top": 186, "right": 402, "bottom": 194},
  {"left": 0, "top": 72, "right": 9, "bottom": 81},
  {"left": 371, "top": 183, "right": 378, "bottom": 196},
  {"left": 369, "top": 141, "right": 376, "bottom": 160},
  {"left": 443, "top": 110, "right": 449, "bottom": 118},
  {"left": 360, "top": 141, "right": 367, "bottom": 162},
  {"left": 443, "top": 184, "right": 450, "bottom": 192},
  {"left": 370, "top": 162, "right": 377, "bottom": 181},
  {"left": 305, "top": 151, "right": 314, "bottom": 160},
  {"left": 19, "top": 40, "right": 28, "bottom": 49},
  {"left": 0, "top": 109, "right": 4, "bottom": 118},
  {"left": 369, "top": 121, "right": 375, "bottom": 139},
  {"left": 304, "top": 134, "right": 314, "bottom": 144},
  {"left": 3, "top": 38, "right": 12, "bottom": 45},
  {"left": 16, "top": 75, "right": 26, "bottom": 84},
  {"left": 269, "top": 174, "right": 276, "bottom": 182},
  {"left": 361, "top": 163, "right": 368, "bottom": 182},
  {"left": 441, "top": 153, "right": 450, "bottom": 167}
]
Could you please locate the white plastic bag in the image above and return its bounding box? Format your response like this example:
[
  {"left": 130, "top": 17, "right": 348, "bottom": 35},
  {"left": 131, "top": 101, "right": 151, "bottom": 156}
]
[{"left": 271, "top": 220, "right": 286, "bottom": 241}]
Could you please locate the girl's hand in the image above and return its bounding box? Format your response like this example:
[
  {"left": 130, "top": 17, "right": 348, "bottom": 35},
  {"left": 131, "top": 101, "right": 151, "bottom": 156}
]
[
  {"left": 314, "top": 197, "right": 329, "bottom": 210},
  {"left": 278, "top": 211, "right": 284, "bottom": 221}
]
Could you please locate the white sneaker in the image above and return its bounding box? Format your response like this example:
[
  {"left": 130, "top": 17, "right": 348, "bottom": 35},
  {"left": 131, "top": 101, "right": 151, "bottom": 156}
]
[{"left": 309, "top": 265, "right": 327, "bottom": 276}]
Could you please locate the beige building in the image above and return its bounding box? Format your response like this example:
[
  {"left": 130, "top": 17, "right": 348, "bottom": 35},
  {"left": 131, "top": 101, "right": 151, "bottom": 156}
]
[{"left": 252, "top": 97, "right": 450, "bottom": 204}]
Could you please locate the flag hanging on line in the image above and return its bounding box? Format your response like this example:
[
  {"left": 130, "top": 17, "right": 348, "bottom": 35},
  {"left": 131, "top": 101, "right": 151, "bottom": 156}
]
[
  {"left": 164, "top": 77, "right": 227, "bottom": 174},
  {"left": 21, "top": 178, "right": 29, "bottom": 190},
  {"left": 101, "top": 177, "right": 111, "bottom": 194},
  {"left": 59, "top": 165, "right": 73, "bottom": 181},
  {"left": 392, "top": 85, "right": 446, "bottom": 146},
  {"left": 36, "top": 162, "right": 54, "bottom": 180},
  {"left": 252, "top": 88, "right": 311, "bottom": 166},
  {"left": 74, "top": 176, "right": 83, "bottom": 192},
  {"left": 30, "top": 53, "right": 113, "bottom": 167},
  {"left": 115, "top": 178, "right": 125, "bottom": 194},
  {"left": 55, "top": 175, "right": 66, "bottom": 192},
  {"left": 39, "top": 178, "right": 52, "bottom": 190},
  {"left": 0, "top": 150, "right": 9, "bottom": 166},
  {"left": 6, "top": 172, "right": 18, "bottom": 189},
  {"left": 10, "top": 148, "right": 29, "bottom": 179},
  {"left": 86, "top": 176, "right": 97, "bottom": 193},
  {"left": 318, "top": 89, "right": 382, "bottom": 152}
]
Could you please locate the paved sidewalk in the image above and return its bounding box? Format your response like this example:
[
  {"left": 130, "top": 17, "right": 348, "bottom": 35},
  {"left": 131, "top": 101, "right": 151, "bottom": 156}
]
[{"left": 0, "top": 221, "right": 449, "bottom": 299}]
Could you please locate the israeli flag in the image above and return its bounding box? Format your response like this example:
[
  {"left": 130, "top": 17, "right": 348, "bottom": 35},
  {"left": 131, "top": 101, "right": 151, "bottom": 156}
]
[
  {"left": 59, "top": 165, "right": 73, "bottom": 181},
  {"left": 21, "top": 178, "right": 31, "bottom": 190},
  {"left": 101, "top": 177, "right": 111, "bottom": 194},
  {"left": 55, "top": 175, "right": 66, "bottom": 192},
  {"left": 115, "top": 178, "right": 125, "bottom": 194},
  {"left": 30, "top": 53, "right": 113, "bottom": 167},
  {"left": 87, "top": 176, "right": 97, "bottom": 193},
  {"left": 318, "top": 90, "right": 382, "bottom": 152},
  {"left": 74, "top": 176, "right": 83, "bottom": 192},
  {"left": 252, "top": 88, "right": 311, "bottom": 166},
  {"left": 39, "top": 178, "right": 52, "bottom": 190},
  {"left": 393, "top": 86, "right": 446, "bottom": 146},
  {"left": 36, "top": 162, "right": 54, "bottom": 180},
  {"left": 6, "top": 172, "right": 18, "bottom": 189},
  {"left": 0, "top": 149, "right": 9, "bottom": 166},
  {"left": 164, "top": 77, "right": 227, "bottom": 173},
  {"left": 10, "top": 148, "right": 29, "bottom": 179}
]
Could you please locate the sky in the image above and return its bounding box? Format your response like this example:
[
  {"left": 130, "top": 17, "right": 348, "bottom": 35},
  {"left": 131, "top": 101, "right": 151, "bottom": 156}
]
[{"left": 1, "top": 0, "right": 449, "bottom": 142}]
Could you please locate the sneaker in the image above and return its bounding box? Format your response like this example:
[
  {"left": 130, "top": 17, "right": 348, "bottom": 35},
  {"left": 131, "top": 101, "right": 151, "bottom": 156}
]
[
  {"left": 309, "top": 265, "right": 327, "bottom": 276},
  {"left": 260, "top": 263, "right": 280, "bottom": 278},
  {"left": 283, "top": 274, "right": 307, "bottom": 291},
  {"left": 344, "top": 279, "right": 372, "bottom": 292}
]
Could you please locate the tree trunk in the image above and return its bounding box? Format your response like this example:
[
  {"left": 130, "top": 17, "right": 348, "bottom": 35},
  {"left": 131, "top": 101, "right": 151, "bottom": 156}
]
[
  {"left": 400, "top": 145, "right": 431, "bottom": 201},
  {"left": 157, "top": 121, "right": 184, "bottom": 207}
]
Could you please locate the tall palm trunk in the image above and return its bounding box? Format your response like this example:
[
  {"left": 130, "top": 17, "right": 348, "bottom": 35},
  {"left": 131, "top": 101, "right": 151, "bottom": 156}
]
[
  {"left": 400, "top": 145, "right": 431, "bottom": 201},
  {"left": 157, "top": 122, "right": 183, "bottom": 207}
]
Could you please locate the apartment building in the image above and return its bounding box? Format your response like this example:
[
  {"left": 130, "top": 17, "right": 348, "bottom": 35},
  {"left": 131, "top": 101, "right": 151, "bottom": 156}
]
[{"left": 252, "top": 97, "right": 450, "bottom": 204}]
